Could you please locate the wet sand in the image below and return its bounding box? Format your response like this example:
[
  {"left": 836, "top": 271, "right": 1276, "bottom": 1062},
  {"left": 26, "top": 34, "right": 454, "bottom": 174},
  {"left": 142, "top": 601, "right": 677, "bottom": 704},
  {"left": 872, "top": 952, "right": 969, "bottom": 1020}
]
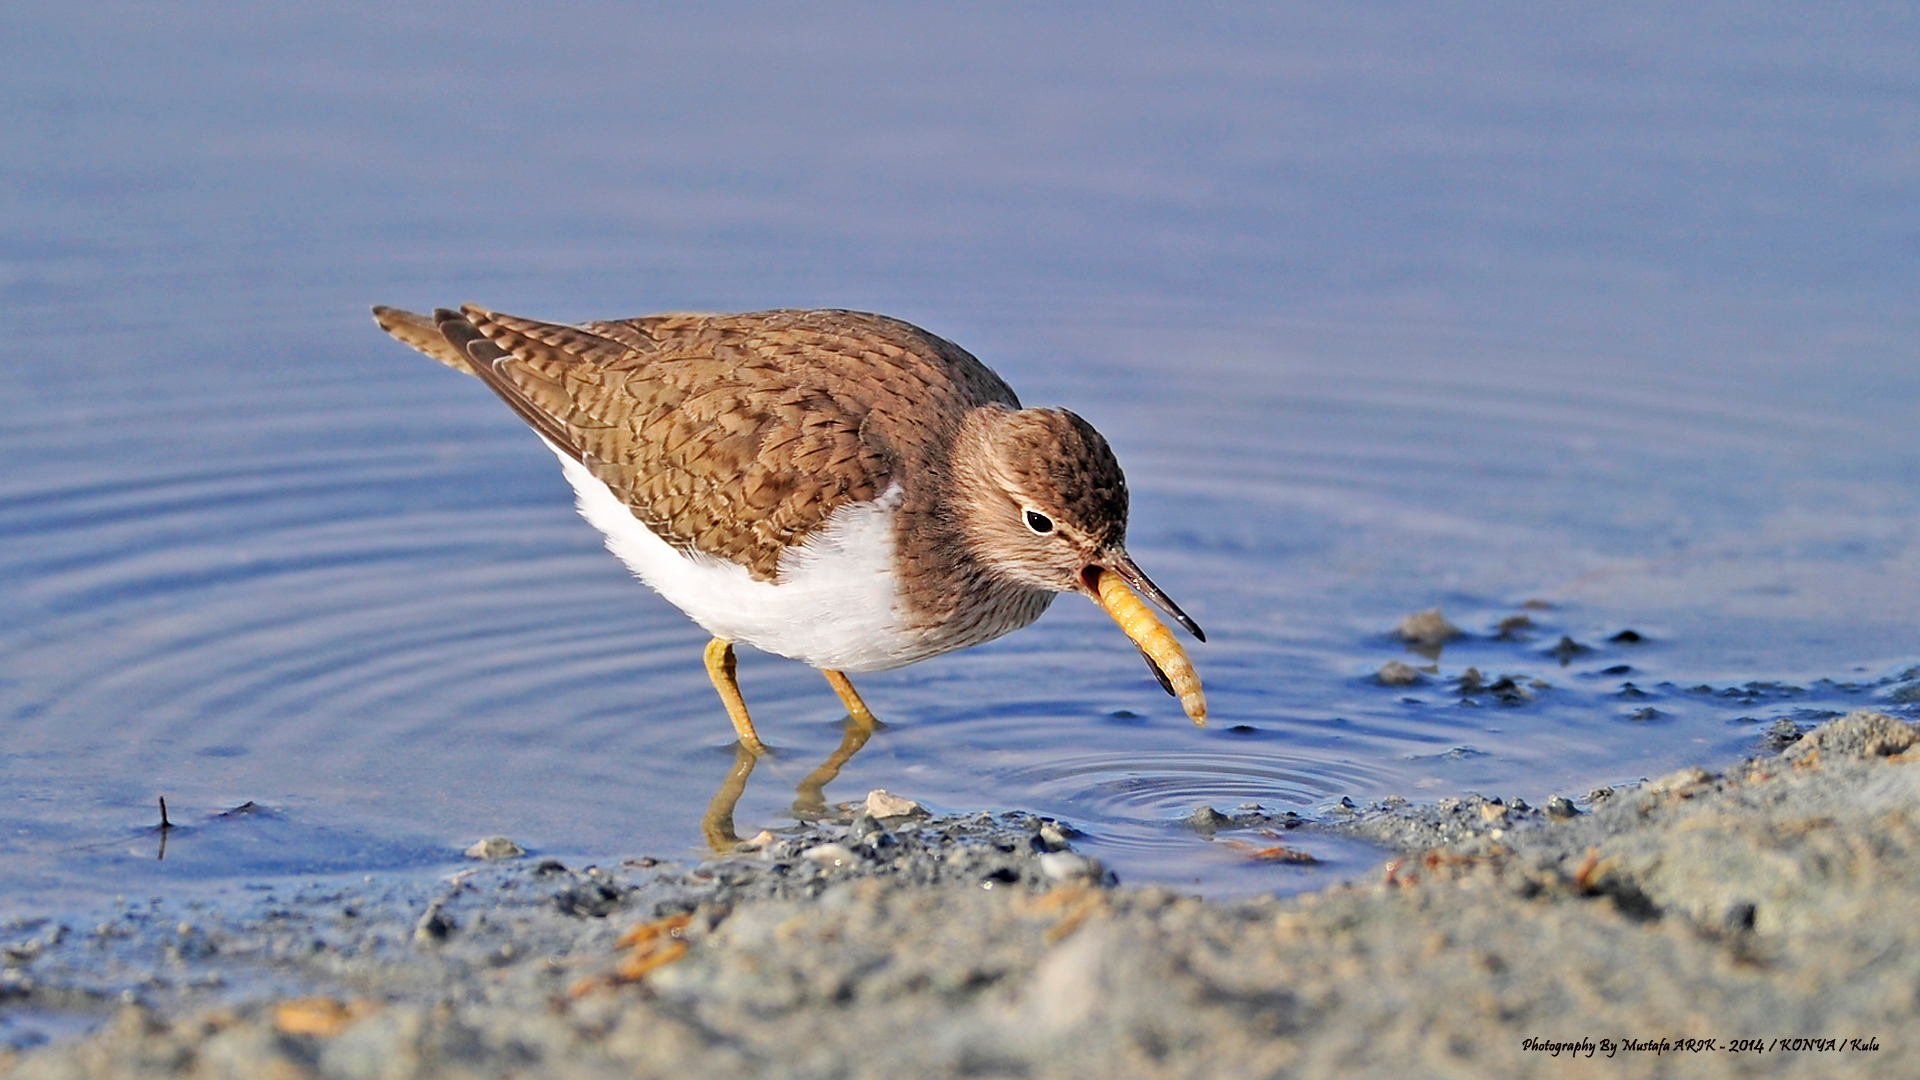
[{"left": 5, "top": 710, "right": 1916, "bottom": 1079}]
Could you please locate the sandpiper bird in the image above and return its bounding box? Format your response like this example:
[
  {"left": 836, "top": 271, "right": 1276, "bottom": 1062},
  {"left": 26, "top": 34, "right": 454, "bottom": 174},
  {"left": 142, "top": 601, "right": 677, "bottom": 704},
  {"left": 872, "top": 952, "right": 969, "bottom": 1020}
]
[{"left": 372, "top": 304, "right": 1206, "bottom": 751}]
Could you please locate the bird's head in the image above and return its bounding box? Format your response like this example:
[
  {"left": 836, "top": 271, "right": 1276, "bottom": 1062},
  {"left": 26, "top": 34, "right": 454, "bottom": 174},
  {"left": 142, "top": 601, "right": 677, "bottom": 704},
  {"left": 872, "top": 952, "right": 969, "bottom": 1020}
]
[{"left": 952, "top": 405, "right": 1207, "bottom": 722}]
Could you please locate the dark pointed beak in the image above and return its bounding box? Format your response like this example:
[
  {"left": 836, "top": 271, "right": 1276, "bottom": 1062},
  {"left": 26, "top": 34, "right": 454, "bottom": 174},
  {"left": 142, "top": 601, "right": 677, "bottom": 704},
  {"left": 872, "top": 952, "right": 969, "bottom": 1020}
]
[{"left": 1085, "top": 552, "right": 1205, "bottom": 642}]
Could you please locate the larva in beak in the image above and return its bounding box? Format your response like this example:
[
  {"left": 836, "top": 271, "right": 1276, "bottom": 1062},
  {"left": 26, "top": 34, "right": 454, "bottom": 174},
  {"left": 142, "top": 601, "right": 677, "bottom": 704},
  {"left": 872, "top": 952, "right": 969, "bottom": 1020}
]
[{"left": 1090, "top": 567, "right": 1207, "bottom": 725}]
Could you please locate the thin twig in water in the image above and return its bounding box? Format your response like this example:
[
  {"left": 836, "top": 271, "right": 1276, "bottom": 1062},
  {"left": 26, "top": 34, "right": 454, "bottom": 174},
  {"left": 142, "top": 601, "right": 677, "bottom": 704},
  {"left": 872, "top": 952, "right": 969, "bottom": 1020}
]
[{"left": 157, "top": 796, "right": 173, "bottom": 861}]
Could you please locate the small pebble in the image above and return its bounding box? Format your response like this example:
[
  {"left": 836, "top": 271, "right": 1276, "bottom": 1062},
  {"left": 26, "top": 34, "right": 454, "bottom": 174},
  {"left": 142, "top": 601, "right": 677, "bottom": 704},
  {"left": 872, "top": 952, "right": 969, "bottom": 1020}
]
[
  {"left": 413, "top": 909, "right": 452, "bottom": 943},
  {"left": 1762, "top": 719, "right": 1803, "bottom": 751},
  {"left": 850, "top": 817, "right": 897, "bottom": 852},
  {"left": 1377, "top": 660, "right": 1421, "bottom": 686},
  {"left": 464, "top": 837, "right": 525, "bottom": 861},
  {"left": 1038, "top": 853, "right": 1096, "bottom": 882},
  {"left": 1185, "top": 806, "right": 1232, "bottom": 833},
  {"left": 1545, "top": 795, "right": 1579, "bottom": 820},
  {"left": 1396, "top": 609, "right": 1461, "bottom": 647},
  {"left": 864, "top": 789, "right": 924, "bottom": 819},
  {"left": 1494, "top": 615, "right": 1533, "bottom": 639},
  {"left": 1645, "top": 766, "right": 1711, "bottom": 796},
  {"left": 802, "top": 843, "right": 856, "bottom": 868},
  {"left": 1548, "top": 636, "right": 1591, "bottom": 661}
]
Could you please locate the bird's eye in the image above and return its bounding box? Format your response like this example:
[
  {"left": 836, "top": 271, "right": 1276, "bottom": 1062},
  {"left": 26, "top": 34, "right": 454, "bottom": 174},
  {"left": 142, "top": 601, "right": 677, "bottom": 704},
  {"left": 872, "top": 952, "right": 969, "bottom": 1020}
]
[{"left": 1024, "top": 510, "right": 1055, "bottom": 534}]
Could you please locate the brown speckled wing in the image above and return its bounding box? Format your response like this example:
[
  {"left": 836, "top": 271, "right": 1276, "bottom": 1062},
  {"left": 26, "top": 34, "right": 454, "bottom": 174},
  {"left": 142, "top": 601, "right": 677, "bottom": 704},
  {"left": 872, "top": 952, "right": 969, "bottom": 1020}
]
[{"left": 378, "top": 304, "right": 1019, "bottom": 583}]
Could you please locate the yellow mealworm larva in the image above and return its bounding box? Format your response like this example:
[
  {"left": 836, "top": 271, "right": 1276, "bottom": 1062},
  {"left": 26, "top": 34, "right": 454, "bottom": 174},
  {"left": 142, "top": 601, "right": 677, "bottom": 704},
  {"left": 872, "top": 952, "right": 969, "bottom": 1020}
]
[{"left": 1095, "top": 570, "right": 1207, "bottom": 725}]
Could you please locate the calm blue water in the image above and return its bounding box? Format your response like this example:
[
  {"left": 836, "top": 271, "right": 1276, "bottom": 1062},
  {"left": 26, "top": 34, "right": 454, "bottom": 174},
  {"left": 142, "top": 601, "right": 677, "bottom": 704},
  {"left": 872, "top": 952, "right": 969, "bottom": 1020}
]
[{"left": 3, "top": 2, "right": 1918, "bottom": 915}]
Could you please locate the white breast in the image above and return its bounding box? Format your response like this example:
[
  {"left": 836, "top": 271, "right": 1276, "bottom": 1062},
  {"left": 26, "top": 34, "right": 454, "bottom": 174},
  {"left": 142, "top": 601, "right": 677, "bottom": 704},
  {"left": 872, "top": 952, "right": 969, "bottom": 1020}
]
[{"left": 550, "top": 444, "right": 929, "bottom": 673}]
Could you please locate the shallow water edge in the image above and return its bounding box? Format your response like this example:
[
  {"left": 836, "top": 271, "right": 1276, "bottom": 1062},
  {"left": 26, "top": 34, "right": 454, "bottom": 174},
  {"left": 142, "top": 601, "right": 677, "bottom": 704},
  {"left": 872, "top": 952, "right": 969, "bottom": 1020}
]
[{"left": 4, "top": 709, "right": 1916, "bottom": 1077}]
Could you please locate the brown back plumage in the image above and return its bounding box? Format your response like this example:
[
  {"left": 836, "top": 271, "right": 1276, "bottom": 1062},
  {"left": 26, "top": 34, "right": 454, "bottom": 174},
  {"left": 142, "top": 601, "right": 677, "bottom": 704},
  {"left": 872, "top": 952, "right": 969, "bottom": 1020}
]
[{"left": 373, "top": 304, "right": 1020, "bottom": 582}]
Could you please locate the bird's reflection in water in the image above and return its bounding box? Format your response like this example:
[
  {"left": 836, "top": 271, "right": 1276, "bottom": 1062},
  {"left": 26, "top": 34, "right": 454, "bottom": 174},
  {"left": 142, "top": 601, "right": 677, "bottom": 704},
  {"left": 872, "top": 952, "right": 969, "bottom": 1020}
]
[{"left": 701, "top": 714, "right": 880, "bottom": 851}]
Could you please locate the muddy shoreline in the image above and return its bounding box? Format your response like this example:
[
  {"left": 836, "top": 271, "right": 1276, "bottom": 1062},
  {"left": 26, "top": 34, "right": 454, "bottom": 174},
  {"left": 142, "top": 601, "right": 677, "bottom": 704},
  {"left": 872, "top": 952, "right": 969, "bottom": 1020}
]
[{"left": 5, "top": 710, "right": 1917, "bottom": 1079}]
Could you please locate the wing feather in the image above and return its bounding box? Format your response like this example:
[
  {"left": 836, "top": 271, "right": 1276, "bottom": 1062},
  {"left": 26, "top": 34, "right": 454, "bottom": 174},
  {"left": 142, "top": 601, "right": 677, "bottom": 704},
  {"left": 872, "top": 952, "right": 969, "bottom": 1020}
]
[{"left": 372, "top": 303, "right": 1018, "bottom": 582}]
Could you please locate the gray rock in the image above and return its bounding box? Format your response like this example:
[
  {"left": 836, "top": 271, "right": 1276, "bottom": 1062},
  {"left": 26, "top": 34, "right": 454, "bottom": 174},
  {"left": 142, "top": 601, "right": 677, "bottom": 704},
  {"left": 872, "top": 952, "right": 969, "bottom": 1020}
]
[
  {"left": 1376, "top": 660, "right": 1422, "bottom": 686},
  {"left": 1643, "top": 765, "right": 1712, "bottom": 796},
  {"left": 801, "top": 843, "right": 856, "bottom": 868},
  {"left": 1036, "top": 853, "right": 1096, "bottom": 882},
  {"left": 1395, "top": 608, "right": 1460, "bottom": 646},
  {"left": 863, "top": 790, "right": 926, "bottom": 820},
  {"left": 463, "top": 836, "right": 526, "bottom": 860},
  {"left": 1783, "top": 709, "right": 1917, "bottom": 760}
]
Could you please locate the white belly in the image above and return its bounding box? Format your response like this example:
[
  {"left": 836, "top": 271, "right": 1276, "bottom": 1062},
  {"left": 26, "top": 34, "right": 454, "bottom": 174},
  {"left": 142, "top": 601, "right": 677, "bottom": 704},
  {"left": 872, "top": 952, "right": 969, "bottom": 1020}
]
[{"left": 551, "top": 444, "right": 928, "bottom": 673}]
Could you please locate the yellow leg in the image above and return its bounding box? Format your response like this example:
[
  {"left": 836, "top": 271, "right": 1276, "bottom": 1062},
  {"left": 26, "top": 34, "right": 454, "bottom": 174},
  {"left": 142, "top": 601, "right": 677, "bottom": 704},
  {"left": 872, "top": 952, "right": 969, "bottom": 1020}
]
[
  {"left": 821, "top": 669, "right": 878, "bottom": 729},
  {"left": 704, "top": 638, "right": 768, "bottom": 755},
  {"left": 706, "top": 667, "right": 882, "bottom": 846}
]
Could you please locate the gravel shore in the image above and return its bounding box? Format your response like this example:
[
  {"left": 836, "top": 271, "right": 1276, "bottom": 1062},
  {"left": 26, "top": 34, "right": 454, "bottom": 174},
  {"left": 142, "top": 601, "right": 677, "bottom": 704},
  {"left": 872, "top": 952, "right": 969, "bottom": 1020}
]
[{"left": 5, "top": 710, "right": 1916, "bottom": 1079}]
